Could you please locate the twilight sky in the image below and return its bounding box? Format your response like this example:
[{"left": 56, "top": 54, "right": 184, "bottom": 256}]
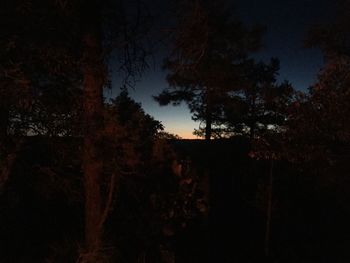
[{"left": 112, "top": 0, "right": 336, "bottom": 139}]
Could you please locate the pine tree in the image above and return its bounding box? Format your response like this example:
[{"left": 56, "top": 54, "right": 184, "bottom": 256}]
[{"left": 155, "top": 0, "right": 263, "bottom": 140}]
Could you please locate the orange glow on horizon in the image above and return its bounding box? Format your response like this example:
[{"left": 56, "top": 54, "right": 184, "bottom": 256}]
[{"left": 166, "top": 129, "right": 200, "bottom": 139}]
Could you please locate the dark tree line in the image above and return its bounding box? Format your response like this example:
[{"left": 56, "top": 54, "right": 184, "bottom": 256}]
[
  {"left": 0, "top": 0, "right": 153, "bottom": 261},
  {"left": 154, "top": 0, "right": 295, "bottom": 141},
  {"left": 1, "top": 0, "right": 350, "bottom": 262}
]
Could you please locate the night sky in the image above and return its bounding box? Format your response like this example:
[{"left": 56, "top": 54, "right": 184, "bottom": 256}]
[{"left": 113, "top": 0, "right": 336, "bottom": 139}]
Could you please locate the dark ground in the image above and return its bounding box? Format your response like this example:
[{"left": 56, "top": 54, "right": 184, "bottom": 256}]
[{"left": 1, "top": 137, "right": 350, "bottom": 262}]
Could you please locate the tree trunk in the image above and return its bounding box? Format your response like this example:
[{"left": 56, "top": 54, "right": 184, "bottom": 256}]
[
  {"left": 264, "top": 159, "right": 274, "bottom": 258},
  {"left": 0, "top": 105, "right": 10, "bottom": 192},
  {"left": 205, "top": 112, "right": 212, "bottom": 141},
  {"left": 0, "top": 106, "right": 9, "bottom": 139},
  {"left": 205, "top": 89, "right": 212, "bottom": 141},
  {"left": 249, "top": 95, "right": 256, "bottom": 140},
  {"left": 81, "top": 1, "right": 105, "bottom": 258},
  {"left": 250, "top": 122, "right": 255, "bottom": 141}
]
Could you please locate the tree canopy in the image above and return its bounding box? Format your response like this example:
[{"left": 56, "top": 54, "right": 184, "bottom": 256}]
[{"left": 155, "top": 0, "right": 264, "bottom": 140}]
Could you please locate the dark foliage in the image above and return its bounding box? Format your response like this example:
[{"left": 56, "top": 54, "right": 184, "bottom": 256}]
[{"left": 154, "top": 0, "right": 264, "bottom": 140}]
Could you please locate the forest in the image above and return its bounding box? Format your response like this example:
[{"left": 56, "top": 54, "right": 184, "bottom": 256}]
[{"left": 0, "top": 0, "right": 350, "bottom": 262}]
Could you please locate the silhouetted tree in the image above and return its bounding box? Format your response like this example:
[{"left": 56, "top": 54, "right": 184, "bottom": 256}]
[
  {"left": 154, "top": 0, "right": 263, "bottom": 140},
  {"left": 224, "top": 58, "right": 295, "bottom": 139},
  {"left": 1, "top": 1, "right": 152, "bottom": 261},
  {"left": 0, "top": 0, "right": 83, "bottom": 137},
  {"left": 99, "top": 91, "right": 205, "bottom": 262},
  {"left": 103, "top": 90, "right": 164, "bottom": 176},
  {"left": 247, "top": 8, "right": 350, "bottom": 257},
  {"left": 0, "top": 0, "right": 83, "bottom": 201},
  {"left": 191, "top": 58, "right": 295, "bottom": 139},
  {"left": 286, "top": 0, "right": 350, "bottom": 165},
  {"left": 241, "top": 60, "right": 294, "bottom": 258}
]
